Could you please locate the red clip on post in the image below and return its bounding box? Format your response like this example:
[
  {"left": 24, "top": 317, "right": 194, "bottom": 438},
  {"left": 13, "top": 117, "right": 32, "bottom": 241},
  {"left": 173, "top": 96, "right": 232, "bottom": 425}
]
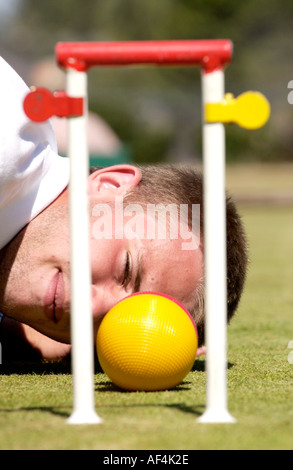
[{"left": 23, "top": 87, "right": 83, "bottom": 122}]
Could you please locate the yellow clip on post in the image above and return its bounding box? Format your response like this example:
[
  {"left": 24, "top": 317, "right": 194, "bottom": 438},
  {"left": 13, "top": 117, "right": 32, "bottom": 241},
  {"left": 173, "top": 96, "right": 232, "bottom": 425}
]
[{"left": 205, "top": 91, "right": 270, "bottom": 129}]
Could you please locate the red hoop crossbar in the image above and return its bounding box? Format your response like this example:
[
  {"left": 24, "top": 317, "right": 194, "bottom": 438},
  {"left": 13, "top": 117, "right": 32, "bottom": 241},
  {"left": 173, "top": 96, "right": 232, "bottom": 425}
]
[{"left": 55, "top": 39, "right": 232, "bottom": 73}]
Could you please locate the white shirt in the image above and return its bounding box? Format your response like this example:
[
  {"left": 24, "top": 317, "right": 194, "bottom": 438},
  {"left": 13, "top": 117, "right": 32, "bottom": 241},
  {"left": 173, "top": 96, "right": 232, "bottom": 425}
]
[{"left": 0, "top": 57, "right": 70, "bottom": 249}]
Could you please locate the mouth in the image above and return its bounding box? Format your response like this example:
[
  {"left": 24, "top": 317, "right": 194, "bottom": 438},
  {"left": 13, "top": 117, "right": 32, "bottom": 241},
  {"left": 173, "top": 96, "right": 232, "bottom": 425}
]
[{"left": 44, "top": 271, "right": 65, "bottom": 324}]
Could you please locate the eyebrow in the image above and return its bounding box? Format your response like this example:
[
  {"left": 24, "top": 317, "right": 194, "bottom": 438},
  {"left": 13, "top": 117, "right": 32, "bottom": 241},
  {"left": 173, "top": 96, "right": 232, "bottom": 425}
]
[{"left": 133, "top": 251, "right": 144, "bottom": 293}]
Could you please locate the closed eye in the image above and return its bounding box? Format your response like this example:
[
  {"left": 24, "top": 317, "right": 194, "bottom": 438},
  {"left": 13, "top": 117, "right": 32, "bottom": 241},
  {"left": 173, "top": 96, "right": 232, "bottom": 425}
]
[{"left": 122, "top": 251, "right": 132, "bottom": 288}]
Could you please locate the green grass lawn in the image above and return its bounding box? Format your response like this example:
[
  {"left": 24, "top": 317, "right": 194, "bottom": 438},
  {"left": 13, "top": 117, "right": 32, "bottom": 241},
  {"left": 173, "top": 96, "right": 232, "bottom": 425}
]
[{"left": 1, "top": 165, "right": 293, "bottom": 450}]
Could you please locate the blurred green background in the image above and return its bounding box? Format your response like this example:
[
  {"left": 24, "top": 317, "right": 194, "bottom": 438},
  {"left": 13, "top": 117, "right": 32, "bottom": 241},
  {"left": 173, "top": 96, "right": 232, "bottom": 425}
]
[{"left": 1, "top": 0, "right": 293, "bottom": 167}]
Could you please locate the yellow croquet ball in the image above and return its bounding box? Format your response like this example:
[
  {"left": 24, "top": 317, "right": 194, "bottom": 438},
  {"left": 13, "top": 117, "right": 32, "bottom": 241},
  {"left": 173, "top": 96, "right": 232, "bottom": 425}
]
[{"left": 96, "top": 292, "right": 198, "bottom": 391}]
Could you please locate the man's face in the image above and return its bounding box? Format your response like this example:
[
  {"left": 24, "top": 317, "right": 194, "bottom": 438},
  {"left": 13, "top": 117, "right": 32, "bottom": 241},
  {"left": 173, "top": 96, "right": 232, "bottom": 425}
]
[{"left": 0, "top": 166, "right": 203, "bottom": 343}]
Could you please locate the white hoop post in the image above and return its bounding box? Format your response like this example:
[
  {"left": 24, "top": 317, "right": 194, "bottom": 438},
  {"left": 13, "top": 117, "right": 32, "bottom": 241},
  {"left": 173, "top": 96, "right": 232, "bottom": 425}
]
[
  {"left": 197, "top": 69, "right": 236, "bottom": 423},
  {"left": 66, "top": 66, "right": 102, "bottom": 425}
]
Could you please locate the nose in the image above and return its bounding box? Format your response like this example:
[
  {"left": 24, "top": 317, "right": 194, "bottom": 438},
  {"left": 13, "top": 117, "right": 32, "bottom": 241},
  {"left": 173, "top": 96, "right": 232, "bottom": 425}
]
[{"left": 91, "top": 284, "right": 126, "bottom": 321}]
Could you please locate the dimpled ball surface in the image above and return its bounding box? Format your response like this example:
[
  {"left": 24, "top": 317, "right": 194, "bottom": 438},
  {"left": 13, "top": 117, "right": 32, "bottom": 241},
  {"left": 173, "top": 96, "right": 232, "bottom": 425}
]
[{"left": 96, "top": 292, "right": 198, "bottom": 391}]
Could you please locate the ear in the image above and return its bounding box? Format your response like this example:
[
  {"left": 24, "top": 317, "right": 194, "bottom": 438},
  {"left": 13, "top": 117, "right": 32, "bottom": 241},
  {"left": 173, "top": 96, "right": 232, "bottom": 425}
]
[{"left": 88, "top": 164, "right": 142, "bottom": 196}]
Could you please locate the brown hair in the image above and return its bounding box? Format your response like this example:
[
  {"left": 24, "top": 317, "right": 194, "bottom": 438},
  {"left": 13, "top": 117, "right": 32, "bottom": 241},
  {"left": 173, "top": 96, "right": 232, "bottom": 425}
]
[{"left": 91, "top": 164, "right": 248, "bottom": 347}]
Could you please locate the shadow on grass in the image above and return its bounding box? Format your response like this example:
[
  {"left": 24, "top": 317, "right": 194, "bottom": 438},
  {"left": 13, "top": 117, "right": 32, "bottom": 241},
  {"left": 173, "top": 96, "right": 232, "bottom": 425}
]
[
  {"left": 0, "top": 405, "right": 70, "bottom": 418},
  {"left": 93, "top": 382, "right": 206, "bottom": 417},
  {"left": 101, "top": 400, "right": 205, "bottom": 417},
  {"left": 0, "top": 401, "right": 206, "bottom": 419},
  {"left": 95, "top": 380, "right": 193, "bottom": 393}
]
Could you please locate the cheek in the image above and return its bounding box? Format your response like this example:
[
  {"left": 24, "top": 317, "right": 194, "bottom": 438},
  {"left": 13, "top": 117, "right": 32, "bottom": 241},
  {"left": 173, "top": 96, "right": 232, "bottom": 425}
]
[
  {"left": 89, "top": 237, "right": 125, "bottom": 280},
  {"left": 181, "top": 248, "right": 204, "bottom": 295}
]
